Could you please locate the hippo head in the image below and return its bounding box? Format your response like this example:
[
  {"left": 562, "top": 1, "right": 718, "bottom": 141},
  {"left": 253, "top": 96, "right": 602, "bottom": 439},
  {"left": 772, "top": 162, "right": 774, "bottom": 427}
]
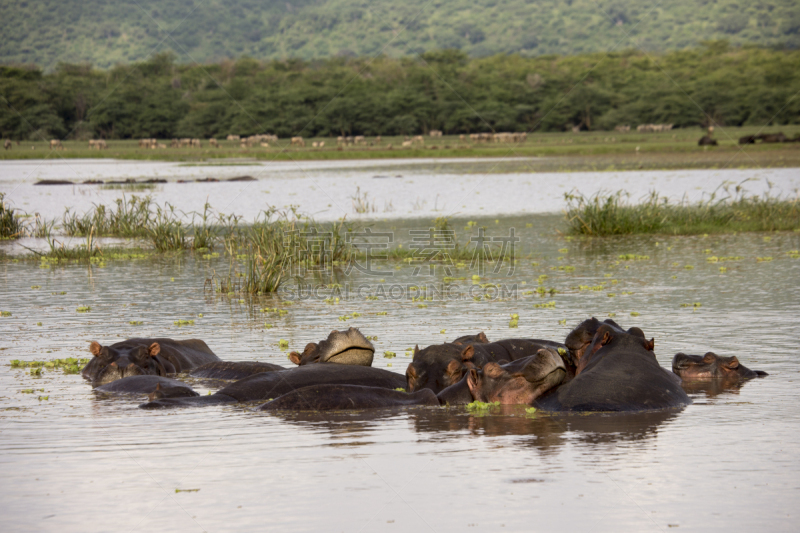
[
  {"left": 672, "top": 352, "right": 767, "bottom": 380},
  {"left": 576, "top": 324, "right": 655, "bottom": 376},
  {"left": 406, "top": 343, "right": 466, "bottom": 393},
  {"left": 289, "top": 327, "right": 374, "bottom": 366},
  {"left": 466, "top": 349, "right": 566, "bottom": 405},
  {"left": 86, "top": 341, "right": 175, "bottom": 386},
  {"left": 566, "top": 318, "right": 650, "bottom": 372},
  {"left": 451, "top": 332, "right": 490, "bottom": 345}
]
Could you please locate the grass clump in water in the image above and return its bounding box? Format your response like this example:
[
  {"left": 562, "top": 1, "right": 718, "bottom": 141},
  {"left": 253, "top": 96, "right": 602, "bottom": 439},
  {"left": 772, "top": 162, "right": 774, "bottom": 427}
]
[
  {"left": 565, "top": 183, "right": 800, "bottom": 236},
  {"left": 0, "top": 192, "right": 24, "bottom": 239},
  {"left": 466, "top": 401, "right": 500, "bottom": 412}
]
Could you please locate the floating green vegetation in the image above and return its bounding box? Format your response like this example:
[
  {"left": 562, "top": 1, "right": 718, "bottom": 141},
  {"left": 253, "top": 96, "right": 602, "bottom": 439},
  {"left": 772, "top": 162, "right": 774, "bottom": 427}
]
[
  {"left": 509, "top": 313, "right": 519, "bottom": 328},
  {"left": 384, "top": 351, "right": 396, "bottom": 358},
  {"left": 630, "top": 311, "right": 641, "bottom": 317},
  {"left": 466, "top": 401, "right": 500, "bottom": 412},
  {"left": 76, "top": 306, "right": 91, "bottom": 313},
  {"left": 338, "top": 314, "right": 353, "bottom": 321},
  {"left": 684, "top": 265, "right": 694, "bottom": 270},
  {"left": 278, "top": 339, "right": 289, "bottom": 348},
  {"left": 175, "top": 489, "right": 200, "bottom": 493},
  {"left": 534, "top": 301, "right": 556, "bottom": 309},
  {"left": 565, "top": 186, "right": 800, "bottom": 236},
  {"left": 417, "top": 303, "right": 428, "bottom": 308},
  {"left": 440, "top": 329, "right": 446, "bottom": 334},
  {"left": 366, "top": 335, "right": 378, "bottom": 341},
  {"left": 30, "top": 285, "right": 41, "bottom": 289},
  {"left": 618, "top": 254, "right": 650, "bottom": 261},
  {"left": 38, "top": 396, "right": 49, "bottom": 401},
  {"left": 786, "top": 250, "right": 799, "bottom": 258},
  {"left": 525, "top": 407, "right": 537, "bottom": 415},
  {"left": 394, "top": 387, "right": 406, "bottom": 392},
  {"left": 719, "top": 267, "right": 727, "bottom": 273},
  {"left": 558, "top": 265, "right": 575, "bottom": 271},
  {"left": 36, "top": 322, "right": 42, "bottom": 326},
  {"left": 756, "top": 256, "right": 773, "bottom": 262},
  {"left": 129, "top": 320, "right": 143, "bottom": 325},
  {"left": 174, "top": 319, "right": 195, "bottom": 326},
  {"left": 681, "top": 302, "right": 702, "bottom": 308},
  {"left": 264, "top": 323, "right": 273, "bottom": 328},
  {"left": 11, "top": 357, "right": 89, "bottom": 374},
  {"left": 0, "top": 311, "right": 11, "bottom": 317}
]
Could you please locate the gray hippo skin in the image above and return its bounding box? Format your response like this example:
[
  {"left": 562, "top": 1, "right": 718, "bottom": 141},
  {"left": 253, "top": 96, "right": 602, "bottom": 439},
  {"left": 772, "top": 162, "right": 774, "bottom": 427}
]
[
  {"left": 259, "top": 384, "right": 438, "bottom": 411},
  {"left": 189, "top": 361, "right": 285, "bottom": 380},
  {"left": 437, "top": 348, "right": 566, "bottom": 406},
  {"left": 535, "top": 325, "right": 690, "bottom": 412},
  {"left": 94, "top": 375, "right": 197, "bottom": 397},
  {"left": 288, "top": 328, "right": 375, "bottom": 366},
  {"left": 672, "top": 352, "right": 767, "bottom": 380},
  {"left": 140, "top": 364, "right": 407, "bottom": 409},
  {"left": 82, "top": 338, "right": 220, "bottom": 386}
]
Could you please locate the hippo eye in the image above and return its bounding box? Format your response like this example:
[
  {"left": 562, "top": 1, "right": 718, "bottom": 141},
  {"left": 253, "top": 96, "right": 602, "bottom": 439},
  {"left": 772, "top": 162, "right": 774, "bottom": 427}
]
[{"left": 702, "top": 353, "right": 715, "bottom": 364}]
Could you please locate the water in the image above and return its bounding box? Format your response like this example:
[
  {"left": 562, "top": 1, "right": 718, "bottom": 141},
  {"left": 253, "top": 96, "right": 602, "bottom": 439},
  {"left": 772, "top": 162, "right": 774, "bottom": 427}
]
[
  {"left": 1, "top": 159, "right": 798, "bottom": 223},
  {"left": 1, "top": 161, "right": 800, "bottom": 532}
]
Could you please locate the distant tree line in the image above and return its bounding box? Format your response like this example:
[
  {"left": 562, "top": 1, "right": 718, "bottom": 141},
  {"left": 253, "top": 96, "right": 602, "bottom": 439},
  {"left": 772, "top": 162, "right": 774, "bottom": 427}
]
[{"left": 1, "top": 43, "right": 799, "bottom": 141}]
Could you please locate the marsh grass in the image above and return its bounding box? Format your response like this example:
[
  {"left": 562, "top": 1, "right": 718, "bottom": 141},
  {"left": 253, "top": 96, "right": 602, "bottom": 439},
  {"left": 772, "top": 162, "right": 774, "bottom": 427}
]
[
  {"left": 565, "top": 183, "right": 800, "bottom": 236},
  {"left": 63, "top": 196, "right": 153, "bottom": 238},
  {"left": 0, "top": 193, "right": 24, "bottom": 239}
]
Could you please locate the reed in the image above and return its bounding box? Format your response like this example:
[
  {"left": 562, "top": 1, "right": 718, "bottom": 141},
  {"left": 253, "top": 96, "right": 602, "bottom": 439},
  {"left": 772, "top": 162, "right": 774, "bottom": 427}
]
[
  {"left": 564, "top": 184, "right": 800, "bottom": 236},
  {"left": 62, "top": 195, "right": 153, "bottom": 237},
  {"left": 0, "top": 193, "right": 24, "bottom": 239}
]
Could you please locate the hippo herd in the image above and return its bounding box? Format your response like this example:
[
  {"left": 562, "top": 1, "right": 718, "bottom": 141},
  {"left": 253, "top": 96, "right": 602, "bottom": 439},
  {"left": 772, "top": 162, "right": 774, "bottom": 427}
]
[{"left": 82, "top": 317, "right": 767, "bottom": 414}]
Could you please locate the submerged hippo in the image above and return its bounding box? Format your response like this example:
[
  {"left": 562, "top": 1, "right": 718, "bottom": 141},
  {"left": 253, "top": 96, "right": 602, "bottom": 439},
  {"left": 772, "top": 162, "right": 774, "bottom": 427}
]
[
  {"left": 94, "top": 375, "right": 197, "bottom": 398},
  {"left": 406, "top": 338, "right": 567, "bottom": 394},
  {"left": 83, "top": 338, "right": 220, "bottom": 386},
  {"left": 288, "top": 328, "right": 375, "bottom": 366},
  {"left": 438, "top": 348, "right": 567, "bottom": 406},
  {"left": 672, "top": 352, "right": 767, "bottom": 380},
  {"left": 535, "top": 326, "right": 690, "bottom": 412},
  {"left": 451, "top": 332, "right": 490, "bottom": 345},
  {"left": 140, "top": 364, "right": 406, "bottom": 409},
  {"left": 565, "top": 317, "right": 650, "bottom": 374},
  {"left": 189, "top": 361, "right": 285, "bottom": 380},
  {"left": 259, "top": 385, "right": 439, "bottom": 411},
  {"left": 261, "top": 348, "right": 566, "bottom": 411}
]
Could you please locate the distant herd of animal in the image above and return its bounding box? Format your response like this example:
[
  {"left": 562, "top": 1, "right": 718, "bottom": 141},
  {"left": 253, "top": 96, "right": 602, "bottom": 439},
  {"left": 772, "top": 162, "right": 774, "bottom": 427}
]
[
  {"left": 6, "top": 128, "right": 796, "bottom": 151},
  {"left": 81, "top": 317, "right": 767, "bottom": 413}
]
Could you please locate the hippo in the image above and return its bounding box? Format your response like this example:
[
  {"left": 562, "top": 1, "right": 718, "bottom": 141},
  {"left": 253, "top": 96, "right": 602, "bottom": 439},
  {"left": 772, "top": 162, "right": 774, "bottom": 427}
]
[
  {"left": 535, "top": 326, "right": 690, "bottom": 412},
  {"left": 451, "top": 332, "right": 490, "bottom": 344},
  {"left": 672, "top": 352, "right": 767, "bottom": 380},
  {"left": 738, "top": 135, "right": 756, "bottom": 144},
  {"left": 189, "top": 361, "right": 285, "bottom": 380},
  {"left": 148, "top": 382, "right": 201, "bottom": 401},
  {"left": 288, "top": 328, "right": 375, "bottom": 366},
  {"left": 82, "top": 338, "right": 220, "bottom": 386},
  {"left": 406, "top": 343, "right": 466, "bottom": 394},
  {"left": 259, "top": 384, "right": 439, "bottom": 411},
  {"left": 698, "top": 135, "right": 718, "bottom": 146},
  {"left": 140, "top": 364, "right": 407, "bottom": 409},
  {"left": 94, "top": 375, "right": 197, "bottom": 398},
  {"left": 757, "top": 132, "right": 787, "bottom": 143},
  {"left": 407, "top": 338, "right": 568, "bottom": 394},
  {"left": 565, "top": 317, "right": 650, "bottom": 374},
  {"left": 437, "top": 348, "right": 567, "bottom": 406}
]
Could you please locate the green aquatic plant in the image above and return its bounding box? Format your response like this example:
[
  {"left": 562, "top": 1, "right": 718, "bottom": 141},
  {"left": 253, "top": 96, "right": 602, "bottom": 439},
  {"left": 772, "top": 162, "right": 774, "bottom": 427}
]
[
  {"left": 174, "top": 319, "right": 195, "bottom": 326},
  {"left": 0, "top": 311, "right": 11, "bottom": 317},
  {"left": 509, "top": 313, "right": 519, "bottom": 328},
  {"left": 278, "top": 339, "right": 289, "bottom": 348},
  {"left": 466, "top": 401, "right": 500, "bottom": 412},
  {"left": 565, "top": 186, "right": 800, "bottom": 236},
  {"left": 0, "top": 192, "right": 24, "bottom": 239},
  {"left": 384, "top": 351, "right": 396, "bottom": 358},
  {"left": 76, "top": 306, "right": 91, "bottom": 313}
]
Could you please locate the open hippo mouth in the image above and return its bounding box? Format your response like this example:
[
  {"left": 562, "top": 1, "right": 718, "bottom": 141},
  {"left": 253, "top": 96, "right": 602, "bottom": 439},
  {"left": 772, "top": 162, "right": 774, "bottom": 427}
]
[{"left": 318, "top": 327, "right": 375, "bottom": 366}]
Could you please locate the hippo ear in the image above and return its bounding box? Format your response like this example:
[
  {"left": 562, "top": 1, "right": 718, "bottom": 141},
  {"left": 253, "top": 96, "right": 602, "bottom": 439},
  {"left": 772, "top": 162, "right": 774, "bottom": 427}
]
[
  {"left": 288, "top": 352, "right": 302, "bottom": 365},
  {"left": 703, "top": 353, "right": 716, "bottom": 364},
  {"left": 601, "top": 330, "right": 613, "bottom": 346},
  {"left": 446, "top": 359, "right": 464, "bottom": 378},
  {"left": 461, "top": 345, "right": 475, "bottom": 362},
  {"left": 644, "top": 338, "right": 655, "bottom": 351},
  {"left": 155, "top": 383, "right": 163, "bottom": 391},
  {"left": 727, "top": 356, "right": 740, "bottom": 369},
  {"left": 149, "top": 343, "right": 161, "bottom": 357},
  {"left": 90, "top": 341, "right": 102, "bottom": 356},
  {"left": 477, "top": 331, "right": 489, "bottom": 343},
  {"left": 414, "top": 345, "right": 420, "bottom": 357},
  {"left": 406, "top": 363, "right": 418, "bottom": 379},
  {"left": 466, "top": 368, "right": 480, "bottom": 394}
]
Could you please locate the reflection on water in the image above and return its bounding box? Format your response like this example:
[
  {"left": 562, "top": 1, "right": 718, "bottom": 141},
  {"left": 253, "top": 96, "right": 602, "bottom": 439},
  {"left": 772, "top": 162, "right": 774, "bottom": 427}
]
[{"left": 1, "top": 188, "right": 799, "bottom": 530}]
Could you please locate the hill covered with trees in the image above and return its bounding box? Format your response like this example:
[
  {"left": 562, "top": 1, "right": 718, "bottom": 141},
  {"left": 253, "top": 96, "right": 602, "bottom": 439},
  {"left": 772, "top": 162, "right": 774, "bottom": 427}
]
[
  {"left": 1, "top": 0, "right": 799, "bottom": 70},
  {"left": 1, "top": 44, "right": 798, "bottom": 141}
]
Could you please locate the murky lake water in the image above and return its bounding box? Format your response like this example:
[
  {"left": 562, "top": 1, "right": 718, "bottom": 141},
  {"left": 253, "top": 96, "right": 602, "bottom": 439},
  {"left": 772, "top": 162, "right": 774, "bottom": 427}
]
[{"left": 1, "top": 160, "right": 800, "bottom": 531}]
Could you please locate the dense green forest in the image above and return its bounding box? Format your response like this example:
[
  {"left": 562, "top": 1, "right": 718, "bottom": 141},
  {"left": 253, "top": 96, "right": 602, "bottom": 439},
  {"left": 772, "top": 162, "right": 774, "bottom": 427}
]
[
  {"left": 1, "top": 0, "right": 799, "bottom": 70},
  {"left": 1, "top": 44, "right": 799, "bottom": 140}
]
